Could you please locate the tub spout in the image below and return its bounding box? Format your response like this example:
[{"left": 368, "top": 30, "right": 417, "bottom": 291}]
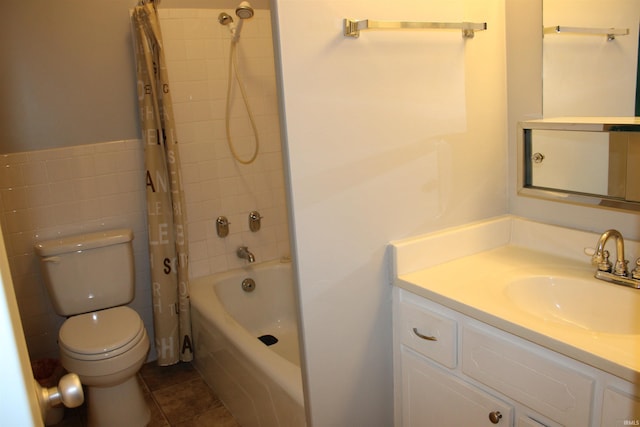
[{"left": 237, "top": 246, "right": 255, "bottom": 263}]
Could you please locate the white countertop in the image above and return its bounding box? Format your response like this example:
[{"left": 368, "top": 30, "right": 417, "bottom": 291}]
[{"left": 395, "top": 246, "right": 640, "bottom": 382}]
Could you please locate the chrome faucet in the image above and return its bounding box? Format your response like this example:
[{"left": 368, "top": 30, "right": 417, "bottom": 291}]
[
  {"left": 591, "top": 229, "right": 640, "bottom": 289},
  {"left": 592, "top": 229, "right": 628, "bottom": 276},
  {"left": 237, "top": 246, "right": 255, "bottom": 263}
]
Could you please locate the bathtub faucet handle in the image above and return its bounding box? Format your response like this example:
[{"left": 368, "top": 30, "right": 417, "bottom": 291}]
[
  {"left": 237, "top": 246, "right": 256, "bottom": 263},
  {"left": 249, "top": 210, "right": 263, "bottom": 232},
  {"left": 216, "top": 216, "right": 231, "bottom": 238}
]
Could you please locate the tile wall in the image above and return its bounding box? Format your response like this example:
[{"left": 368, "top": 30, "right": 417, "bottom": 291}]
[
  {"left": 159, "top": 7, "right": 290, "bottom": 279},
  {"left": 1, "top": 6, "right": 289, "bottom": 363}
]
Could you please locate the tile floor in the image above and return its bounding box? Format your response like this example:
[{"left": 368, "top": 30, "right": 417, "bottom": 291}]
[{"left": 55, "top": 362, "right": 241, "bottom": 426}]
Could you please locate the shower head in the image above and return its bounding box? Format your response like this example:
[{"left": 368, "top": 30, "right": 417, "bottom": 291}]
[
  {"left": 221, "top": 2, "right": 253, "bottom": 42},
  {"left": 235, "top": 1, "right": 254, "bottom": 19}
]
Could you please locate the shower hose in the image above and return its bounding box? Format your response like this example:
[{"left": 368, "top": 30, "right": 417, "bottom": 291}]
[{"left": 225, "top": 40, "right": 260, "bottom": 165}]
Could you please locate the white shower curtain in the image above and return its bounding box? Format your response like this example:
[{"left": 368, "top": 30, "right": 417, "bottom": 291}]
[{"left": 131, "top": 2, "right": 193, "bottom": 365}]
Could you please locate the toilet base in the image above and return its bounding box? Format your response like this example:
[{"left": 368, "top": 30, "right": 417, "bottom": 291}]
[{"left": 86, "top": 375, "right": 150, "bottom": 427}]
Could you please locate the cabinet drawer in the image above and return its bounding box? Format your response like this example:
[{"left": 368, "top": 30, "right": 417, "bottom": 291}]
[
  {"left": 397, "top": 292, "right": 457, "bottom": 368},
  {"left": 462, "top": 323, "right": 594, "bottom": 426}
]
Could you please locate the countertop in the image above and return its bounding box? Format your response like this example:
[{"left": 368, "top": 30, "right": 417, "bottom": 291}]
[{"left": 395, "top": 244, "right": 640, "bottom": 383}]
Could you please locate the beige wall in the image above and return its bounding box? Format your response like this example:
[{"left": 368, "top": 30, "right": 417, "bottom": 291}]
[
  {"left": 0, "top": 0, "right": 141, "bottom": 153},
  {"left": 0, "top": 0, "right": 270, "bottom": 154}
]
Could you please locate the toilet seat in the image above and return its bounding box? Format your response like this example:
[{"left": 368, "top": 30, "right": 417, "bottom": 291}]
[{"left": 59, "top": 306, "right": 145, "bottom": 361}]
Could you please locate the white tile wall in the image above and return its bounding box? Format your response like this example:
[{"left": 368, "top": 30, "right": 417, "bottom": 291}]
[
  {"left": 159, "top": 8, "right": 290, "bottom": 279},
  {"left": 1, "top": 6, "right": 289, "bottom": 362}
]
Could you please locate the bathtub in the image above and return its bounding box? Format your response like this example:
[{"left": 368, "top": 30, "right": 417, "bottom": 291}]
[{"left": 190, "top": 259, "right": 306, "bottom": 427}]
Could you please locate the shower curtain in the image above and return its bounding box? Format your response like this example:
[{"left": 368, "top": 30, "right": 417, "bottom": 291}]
[{"left": 132, "top": 2, "right": 193, "bottom": 365}]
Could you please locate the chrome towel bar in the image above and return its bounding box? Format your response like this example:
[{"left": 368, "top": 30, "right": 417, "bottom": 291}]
[
  {"left": 344, "top": 19, "right": 487, "bottom": 39},
  {"left": 543, "top": 26, "right": 629, "bottom": 41}
]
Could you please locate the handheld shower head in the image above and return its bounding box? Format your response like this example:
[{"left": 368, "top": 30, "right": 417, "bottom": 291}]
[
  {"left": 235, "top": 1, "right": 254, "bottom": 19},
  {"left": 220, "top": 2, "right": 254, "bottom": 42}
]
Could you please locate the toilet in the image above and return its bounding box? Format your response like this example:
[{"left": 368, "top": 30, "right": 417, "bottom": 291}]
[{"left": 35, "top": 229, "right": 150, "bottom": 427}]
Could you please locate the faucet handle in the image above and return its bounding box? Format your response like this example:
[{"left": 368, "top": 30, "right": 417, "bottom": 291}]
[
  {"left": 632, "top": 258, "right": 640, "bottom": 280},
  {"left": 595, "top": 250, "right": 613, "bottom": 272},
  {"left": 589, "top": 247, "right": 604, "bottom": 266},
  {"left": 613, "top": 257, "right": 629, "bottom": 277}
]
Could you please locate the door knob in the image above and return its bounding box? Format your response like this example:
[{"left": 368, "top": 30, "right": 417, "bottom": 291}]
[{"left": 34, "top": 372, "right": 84, "bottom": 422}]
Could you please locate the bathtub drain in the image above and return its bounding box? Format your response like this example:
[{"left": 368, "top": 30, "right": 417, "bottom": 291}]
[
  {"left": 258, "top": 334, "right": 278, "bottom": 346},
  {"left": 242, "top": 278, "right": 256, "bottom": 292}
]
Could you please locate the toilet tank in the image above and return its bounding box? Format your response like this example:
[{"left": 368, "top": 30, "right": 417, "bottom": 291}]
[{"left": 34, "top": 229, "right": 135, "bottom": 316}]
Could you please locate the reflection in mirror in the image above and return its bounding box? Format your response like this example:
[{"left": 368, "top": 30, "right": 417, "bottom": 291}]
[
  {"left": 519, "top": 119, "right": 640, "bottom": 211},
  {"left": 542, "top": 0, "right": 640, "bottom": 117},
  {"left": 526, "top": 129, "right": 610, "bottom": 195}
]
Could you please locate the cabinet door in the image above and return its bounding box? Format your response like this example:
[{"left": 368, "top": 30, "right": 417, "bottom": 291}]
[
  {"left": 401, "top": 345, "right": 513, "bottom": 427},
  {"left": 517, "top": 415, "right": 558, "bottom": 427},
  {"left": 462, "top": 324, "right": 593, "bottom": 426},
  {"left": 601, "top": 387, "right": 640, "bottom": 426}
]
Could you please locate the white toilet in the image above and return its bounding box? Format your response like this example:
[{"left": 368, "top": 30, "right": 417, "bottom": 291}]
[{"left": 35, "top": 229, "right": 150, "bottom": 427}]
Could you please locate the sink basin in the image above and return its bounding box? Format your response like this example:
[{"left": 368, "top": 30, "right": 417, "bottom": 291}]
[{"left": 506, "top": 274, "right": 640, "bottom": 334}]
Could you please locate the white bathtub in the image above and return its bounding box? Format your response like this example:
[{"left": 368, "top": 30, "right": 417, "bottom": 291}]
[{"left": 190, "top": 259, "right": 306, "bottom": 427}]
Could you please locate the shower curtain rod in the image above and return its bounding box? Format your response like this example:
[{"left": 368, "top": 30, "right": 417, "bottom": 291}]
[{"left": 344, "top": 18, "right": 487, "bottom": 39}]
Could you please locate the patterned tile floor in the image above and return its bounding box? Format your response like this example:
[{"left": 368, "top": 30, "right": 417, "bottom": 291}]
[{"left": 55, "top": 362, "right": 240, "bottom": 426}]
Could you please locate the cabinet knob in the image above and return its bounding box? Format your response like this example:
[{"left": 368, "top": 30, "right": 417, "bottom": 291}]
[{"left": 488, "top": 411, "right": 502, "bottom": 424}]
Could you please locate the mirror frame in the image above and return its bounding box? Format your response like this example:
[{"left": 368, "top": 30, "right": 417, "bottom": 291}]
[{"left": 517, "top": 118, "right": 640, "bottom": 212}]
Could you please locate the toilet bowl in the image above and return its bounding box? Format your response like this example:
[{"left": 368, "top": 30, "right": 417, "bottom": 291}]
[
  {"left": 35, "top": 229, "right": 151, "bottom": 427},
  {"left": 58, "top": 306, "right": 150, "bottom": 427}
]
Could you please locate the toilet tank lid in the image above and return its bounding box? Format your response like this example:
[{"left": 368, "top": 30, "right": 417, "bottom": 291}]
[{"left": 34, "top": 229, "right": 133, "bottom": 257}]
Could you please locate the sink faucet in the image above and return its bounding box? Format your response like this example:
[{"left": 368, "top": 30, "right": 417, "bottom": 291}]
[
  {"left": 591, "top": 229, "right": 640, "bottom": 289},
  {"left": 592, "top": 229, "right": 628, "bottom": 276},
  {"left": 237, "top": 246, "right": 255, "bottom": 263}
]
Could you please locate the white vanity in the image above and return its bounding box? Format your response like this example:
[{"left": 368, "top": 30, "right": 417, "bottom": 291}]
[{"left": 390, "top": 216, "right": 640, "bottom": 427}]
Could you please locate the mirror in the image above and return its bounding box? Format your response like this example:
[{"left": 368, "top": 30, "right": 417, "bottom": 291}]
[
  {"left": 519, "top": 119, "right": 640, "bottom": 211},
  {"left": 517, "top": 2, "right": 640, "bottom": 212},
  {"left": 542, "top": 0, "right": 640, "bottom": 117}
]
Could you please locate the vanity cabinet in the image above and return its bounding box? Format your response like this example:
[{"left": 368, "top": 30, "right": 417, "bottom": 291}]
[{"left": 393, "top": 287, "right": 640, "bottom": 427}]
